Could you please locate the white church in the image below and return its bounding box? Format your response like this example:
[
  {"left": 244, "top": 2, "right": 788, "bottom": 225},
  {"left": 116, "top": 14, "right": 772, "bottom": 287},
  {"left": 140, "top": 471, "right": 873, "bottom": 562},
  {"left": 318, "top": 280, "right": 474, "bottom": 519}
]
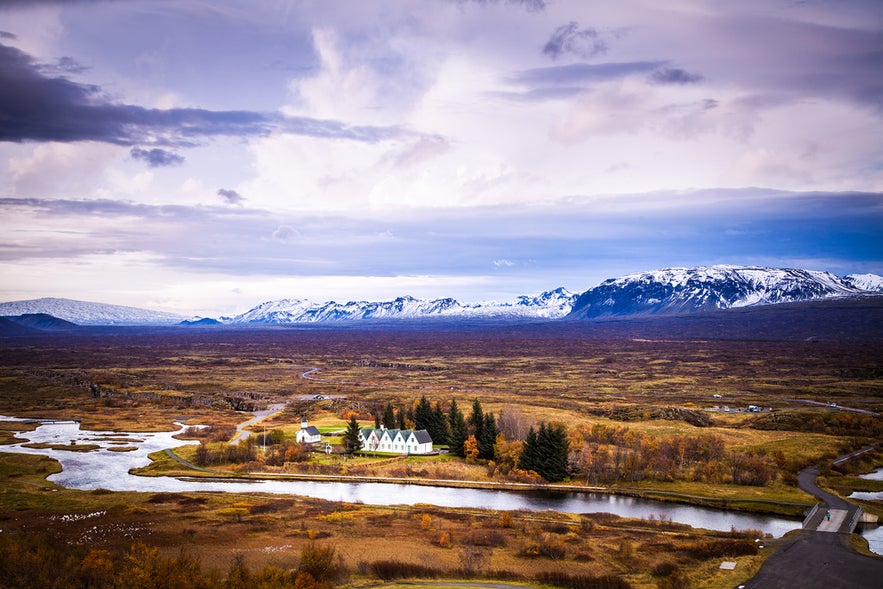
[{"left": 295, "top": 419, "right": 322, "bottom": 444}]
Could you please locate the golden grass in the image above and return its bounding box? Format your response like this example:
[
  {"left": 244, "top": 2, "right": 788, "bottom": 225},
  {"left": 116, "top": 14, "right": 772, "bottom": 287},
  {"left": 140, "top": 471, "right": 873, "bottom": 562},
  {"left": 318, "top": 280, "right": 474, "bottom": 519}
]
[{"left": 1, "top": 331, "right": 880, "bottom": 586}]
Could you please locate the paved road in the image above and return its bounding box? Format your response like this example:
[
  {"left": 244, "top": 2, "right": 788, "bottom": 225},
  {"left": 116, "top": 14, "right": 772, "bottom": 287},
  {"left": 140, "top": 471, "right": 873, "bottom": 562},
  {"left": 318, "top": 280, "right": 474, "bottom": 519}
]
[
  {"left": 741, "top": 465, "right": 882, "bottom": 588},
  {"left": 228, "top": 403, "right": 285, "bottom": 444}
]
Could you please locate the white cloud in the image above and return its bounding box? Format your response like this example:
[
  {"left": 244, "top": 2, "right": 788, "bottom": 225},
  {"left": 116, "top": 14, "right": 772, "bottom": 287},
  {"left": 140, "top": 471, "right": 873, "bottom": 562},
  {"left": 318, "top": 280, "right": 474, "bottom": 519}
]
[{"left": 7, "top": 142, "right": 122, "bottom": 198}]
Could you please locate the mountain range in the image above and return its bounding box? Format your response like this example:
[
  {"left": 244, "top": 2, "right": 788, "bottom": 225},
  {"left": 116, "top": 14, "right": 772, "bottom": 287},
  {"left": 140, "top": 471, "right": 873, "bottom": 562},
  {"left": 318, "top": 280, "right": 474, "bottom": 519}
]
[
  {"left": 1, "top": 266, "right": 881, "bottom": 328},
  {"left": 568, "top": 266, "right": 881, "bottom": 319}
]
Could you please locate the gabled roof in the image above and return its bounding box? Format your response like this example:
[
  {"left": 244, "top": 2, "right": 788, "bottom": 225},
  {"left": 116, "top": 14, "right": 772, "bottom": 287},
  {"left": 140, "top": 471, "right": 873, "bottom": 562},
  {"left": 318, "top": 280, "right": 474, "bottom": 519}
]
[
  {"left": 302, "top": 426, "right": 320, "bottom": 436},
  {"left": 359, "top": 427, "right": 432, "bottom": 446}
]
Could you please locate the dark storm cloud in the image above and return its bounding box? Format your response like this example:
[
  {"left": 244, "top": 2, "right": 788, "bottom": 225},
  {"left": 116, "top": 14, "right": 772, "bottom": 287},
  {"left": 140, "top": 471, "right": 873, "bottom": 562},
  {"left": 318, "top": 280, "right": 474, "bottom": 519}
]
[
  {"left": 0, "top": 31, "right": 16, "bottom": 39},
  {"left": 649, "top": 67, "right": 704, "bottom": 85},
  {"left": 217, "top": 188, "right": 244, "bottom": 205},
  {"left": 0, "top": 42, "right": 404, "bottom": 147},
  {"left": 39, "top": 56, "right": 90, "bottom": 75},
  {"left": 130, "top": 147, "right": 185, "bottom": 167},
  {"left": 543, "top": 22, "right": 607, "bottom": 60}
]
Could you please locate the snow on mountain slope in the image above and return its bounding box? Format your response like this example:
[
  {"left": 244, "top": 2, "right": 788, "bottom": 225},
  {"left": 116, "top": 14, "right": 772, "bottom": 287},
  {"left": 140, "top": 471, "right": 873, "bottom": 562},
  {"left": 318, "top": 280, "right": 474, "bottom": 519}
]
[
  {"left": 0, "top": 298, "right": 185, "bottom": 325},
  {"left": 4, "top": 268, "right": 880, "bottom": 326},
  {"left": 567, "top": 265, "right": 867, "bottom": 319},
  {"left": 231, "top": 289, "right": 578, "bottom": 324},
  {"left": 843, "top": 273, "right": 883, "bottom": 292}
]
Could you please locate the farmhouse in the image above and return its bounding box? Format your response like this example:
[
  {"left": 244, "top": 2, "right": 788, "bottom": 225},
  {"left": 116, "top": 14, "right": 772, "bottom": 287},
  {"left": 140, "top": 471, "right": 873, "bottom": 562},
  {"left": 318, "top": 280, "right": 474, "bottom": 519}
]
[
  {"left": 295, "top": 418, "right": 322, "bottom": 444},
  {"left": 359, "top": 426, "right": 433, "bottom": 455}
]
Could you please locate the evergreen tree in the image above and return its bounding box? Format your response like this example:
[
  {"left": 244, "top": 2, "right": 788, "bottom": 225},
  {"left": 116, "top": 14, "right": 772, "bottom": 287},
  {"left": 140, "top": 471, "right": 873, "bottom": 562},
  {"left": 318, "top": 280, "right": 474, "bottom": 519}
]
[
  {"left": 432, "top": 401, "right": 450, "bottom": 445},
  {"left": 478, "top": 412, "right": 498, "bottom": 460},
  {"left": 396, "top": 406, "right": 406, "bottom": 430},
  {"left": 518, "top": 425, "right": 539, "bottom": 474},
  {"left": 414, "top": 396, "right": 433, "bottom": 431},
  {"left": 343, "top": 415, "right": 362, "bottom": 455},
  {"left": 468, "top": 399, "right": 484, "bottom": 449},
  {"left": 517, "top": 422, "right": 570, "bottom": 482},
  {"left": 382, "top": 402, "right": 396, "bottom": 430},
  {"left": 538, "top": 422, "right": 570, "bottom": 482},
  {"left": 448, "top": 399, "right": 468, "bottom": 457}
]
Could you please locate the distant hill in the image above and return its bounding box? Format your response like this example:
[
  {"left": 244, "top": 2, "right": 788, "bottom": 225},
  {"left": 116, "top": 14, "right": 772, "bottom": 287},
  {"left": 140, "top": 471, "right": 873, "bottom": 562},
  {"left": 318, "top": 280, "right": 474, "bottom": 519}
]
[
  {"left": 0, "top": 317, "right": 39, "bottom": 336},
  {"left": 562, "top": 296, "right": 883, "bottom": 341},
  {"left": 0, "top": 298, "right": 185, "bottom": 326},
  {"left": 1, "top": 313, "right": 79, "bottom": 331},
  {"left": 179, "top": 317, "right": 222, "bottom": 326}
]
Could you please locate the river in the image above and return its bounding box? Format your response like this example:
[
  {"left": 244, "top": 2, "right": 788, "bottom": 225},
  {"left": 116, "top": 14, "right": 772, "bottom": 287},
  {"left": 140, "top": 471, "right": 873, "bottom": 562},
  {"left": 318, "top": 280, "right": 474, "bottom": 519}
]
[
  {"left": 851, "top": 467, "right": 883, "bottom": 555},
  {"left": 0, "top": 417, "right": 801, "bottom": 537}
]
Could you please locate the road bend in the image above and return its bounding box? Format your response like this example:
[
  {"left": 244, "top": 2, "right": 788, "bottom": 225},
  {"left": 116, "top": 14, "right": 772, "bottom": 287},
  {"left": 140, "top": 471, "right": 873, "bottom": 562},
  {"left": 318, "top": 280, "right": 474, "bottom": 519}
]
[{"left": 741, "top": 462, "right": 882, "bottom": 588}]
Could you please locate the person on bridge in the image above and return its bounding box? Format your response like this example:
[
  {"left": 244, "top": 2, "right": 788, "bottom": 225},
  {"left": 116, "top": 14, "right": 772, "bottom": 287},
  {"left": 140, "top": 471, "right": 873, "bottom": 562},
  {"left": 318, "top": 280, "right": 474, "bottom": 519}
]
[{"left": 826, "top": 511, "right": 831, "bottom": 521}]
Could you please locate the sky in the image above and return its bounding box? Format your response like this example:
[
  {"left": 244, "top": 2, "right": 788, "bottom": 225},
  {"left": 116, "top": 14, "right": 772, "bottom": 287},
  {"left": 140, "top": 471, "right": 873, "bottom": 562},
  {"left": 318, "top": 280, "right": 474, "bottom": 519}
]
[{"left": 1, "top": 0, "right": 882, "bottom": 317}]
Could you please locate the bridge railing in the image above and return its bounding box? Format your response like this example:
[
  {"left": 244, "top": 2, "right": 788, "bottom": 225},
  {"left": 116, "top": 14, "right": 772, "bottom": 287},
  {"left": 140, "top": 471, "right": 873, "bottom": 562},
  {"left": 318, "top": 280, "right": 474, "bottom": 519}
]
[
  {"left": 846, "top": 507, "right": 863, "bottom": 533},
  {"left": 803, "top": 503, "right": 821, "bottom": 529}
]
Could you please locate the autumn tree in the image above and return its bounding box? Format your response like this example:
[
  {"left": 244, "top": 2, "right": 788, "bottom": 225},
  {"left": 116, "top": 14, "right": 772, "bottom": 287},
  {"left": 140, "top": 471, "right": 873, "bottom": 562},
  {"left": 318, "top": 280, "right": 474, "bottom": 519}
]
[{"left": 497, "top": 404, "right": 529, "bottom": 440}]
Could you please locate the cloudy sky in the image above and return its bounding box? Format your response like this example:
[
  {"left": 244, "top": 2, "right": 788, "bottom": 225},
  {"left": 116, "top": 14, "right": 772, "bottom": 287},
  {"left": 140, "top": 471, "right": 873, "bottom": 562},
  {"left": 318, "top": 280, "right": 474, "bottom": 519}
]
[{"left": 1, "top": 0, "right": 881, "bottom": 316}]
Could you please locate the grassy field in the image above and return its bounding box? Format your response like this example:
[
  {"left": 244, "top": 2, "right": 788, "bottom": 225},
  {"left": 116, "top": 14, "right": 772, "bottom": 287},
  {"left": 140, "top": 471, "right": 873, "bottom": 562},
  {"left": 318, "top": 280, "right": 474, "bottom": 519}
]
[
  {"left": 0, "top": 326, "right": 880, "bottom": 587},
  {"left": 0, "top": 452, "right": 775, "bottom": 588}
]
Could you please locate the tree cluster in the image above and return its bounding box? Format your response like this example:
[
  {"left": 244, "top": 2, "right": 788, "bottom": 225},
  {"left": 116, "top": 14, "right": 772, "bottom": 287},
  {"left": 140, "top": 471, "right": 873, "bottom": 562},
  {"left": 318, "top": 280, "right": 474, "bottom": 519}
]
[
  {"left": 518, "top": 422, "right": 570, "bottom": 482},
  {"left": 378, "top": 397, "right": 575, "bottom": 482},
  {"left": 194, "top": 432, "right": 312, "bottom": 468},
  {"left": 569, "top": 424, "right": 775, "bottom": 486}
]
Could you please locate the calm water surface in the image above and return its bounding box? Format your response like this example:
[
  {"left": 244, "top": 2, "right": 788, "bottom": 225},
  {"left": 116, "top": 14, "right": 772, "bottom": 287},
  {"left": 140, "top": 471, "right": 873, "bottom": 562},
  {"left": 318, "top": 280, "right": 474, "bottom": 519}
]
[{"left": 1, "top": 417, "right": 802, "bottom": 537}]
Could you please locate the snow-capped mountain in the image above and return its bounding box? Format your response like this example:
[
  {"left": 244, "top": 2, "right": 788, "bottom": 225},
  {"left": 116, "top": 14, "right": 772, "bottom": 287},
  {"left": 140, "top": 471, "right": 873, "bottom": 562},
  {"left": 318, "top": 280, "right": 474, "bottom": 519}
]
[
  {"left": 0, "top": 298, "right": 185, "bottom": 326},
  {"left": 230, "top": 288, "right": 578, "bottom": 324},
  {"left": 2, "top": 268, "right": 880, "bottom": 326},
  {"left": 843, "top": 273, "right": 883, "bottom": 292},
  {"left": 567, "top": 265, "right": 873, "bottom": 319}
]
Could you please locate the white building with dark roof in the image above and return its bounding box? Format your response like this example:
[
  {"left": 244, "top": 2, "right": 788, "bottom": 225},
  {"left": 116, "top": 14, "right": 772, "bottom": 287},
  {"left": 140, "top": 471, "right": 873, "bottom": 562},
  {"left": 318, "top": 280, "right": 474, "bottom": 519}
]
[
  {"left": 359, "top": 426, "right": 433, "bottom": 455},
  {"left": 295, "top": 418, "right": 322, "bottom": 444}
]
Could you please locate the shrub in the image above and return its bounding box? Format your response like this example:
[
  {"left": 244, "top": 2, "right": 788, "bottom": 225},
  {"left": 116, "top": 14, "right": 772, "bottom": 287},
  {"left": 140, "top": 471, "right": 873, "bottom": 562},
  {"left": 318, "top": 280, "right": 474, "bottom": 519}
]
[
  {"left": 499, "top": 512, "right": 514, "bottom": 528},
  {"left": 369, "top": 560, "right": 443, "bottom": 580},
  {"left": 433, "top": 531, "right": 453, "bottom": 548},
  {"left": 680, "top": 539, "right": 757, "bottom": 559},
  {"left": 535, "top": 571, "right": 632, "bottom": 589},
  {"left": 651, "top": 561, "right": 679, "bottom": 577},
  {"left": 519, "top": 534, "right": 567, "bottom": 560},
  {"left": 462, "top": 529, "right": 506, "bottom": 547},
  {"left": 298, "top": 542, "right": 337, "bottom": 582}
]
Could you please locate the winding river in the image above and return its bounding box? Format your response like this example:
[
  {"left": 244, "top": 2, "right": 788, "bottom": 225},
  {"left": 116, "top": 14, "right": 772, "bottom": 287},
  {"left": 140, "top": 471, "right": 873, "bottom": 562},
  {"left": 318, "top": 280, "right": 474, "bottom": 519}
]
[{"left": 1, "top": 417, "right": 802, "bottom": 537}]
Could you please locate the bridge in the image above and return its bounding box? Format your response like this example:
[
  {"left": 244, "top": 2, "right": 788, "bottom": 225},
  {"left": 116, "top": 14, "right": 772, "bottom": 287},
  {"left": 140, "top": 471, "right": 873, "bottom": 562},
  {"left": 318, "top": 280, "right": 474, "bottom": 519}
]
[
  {"left": 742, "top": 459, "right": 883, "bottom": 588},
  {"left": 802, "top": 503, "right": 864, "bottom": 534}
]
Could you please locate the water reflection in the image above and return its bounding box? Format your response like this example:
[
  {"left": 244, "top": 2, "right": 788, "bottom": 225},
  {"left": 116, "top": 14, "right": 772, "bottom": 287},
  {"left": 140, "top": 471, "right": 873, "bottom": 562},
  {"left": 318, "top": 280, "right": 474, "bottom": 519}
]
[{"left": 1, "top": 417, "right": 800, "bottom": 537}]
